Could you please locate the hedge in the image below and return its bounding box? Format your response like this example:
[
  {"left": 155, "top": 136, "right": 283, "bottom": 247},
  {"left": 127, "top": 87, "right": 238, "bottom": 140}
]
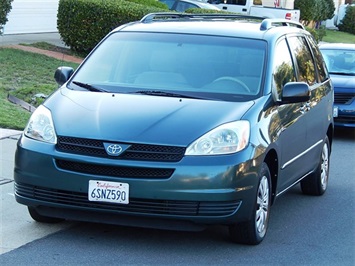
[{"left": 57, "top": 0, "right": 168, "bottom": 54}]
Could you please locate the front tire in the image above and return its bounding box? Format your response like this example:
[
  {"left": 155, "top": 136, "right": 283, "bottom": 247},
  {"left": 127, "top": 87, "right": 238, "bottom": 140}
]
[
  {"left": 301, "top": 136, "right": 330, "bottom": 196},
  {"left": 229, "top": 163, "right": 271, "bottom": 245},
  {"left": 28, "top": 206, "right": 64, "bottom": 223}
]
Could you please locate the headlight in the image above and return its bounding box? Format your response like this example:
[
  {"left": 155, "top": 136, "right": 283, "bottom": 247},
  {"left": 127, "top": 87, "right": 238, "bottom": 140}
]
[
  {"left": 185, "top": 121, "right": 250, "bottom": 155},
  {"left": 24, "top": 105, "right": 57, "bottom": 144}
]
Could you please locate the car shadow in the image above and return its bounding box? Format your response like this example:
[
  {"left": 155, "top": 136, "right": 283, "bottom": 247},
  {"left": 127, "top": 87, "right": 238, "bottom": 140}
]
[{"left": 334, "top": 127, "right": 355, "bottom": 140}]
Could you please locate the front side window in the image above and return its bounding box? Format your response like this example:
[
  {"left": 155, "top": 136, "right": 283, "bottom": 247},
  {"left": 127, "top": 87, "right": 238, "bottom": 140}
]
[
  {"left": 70, "top": 32, "right": 266, "bottom": 101},
  {"left": 287, "top": 36, "right": 316, "bottom": 86},
  {"left": 272, "top": 39, "right": 296, "bottom": 100}
]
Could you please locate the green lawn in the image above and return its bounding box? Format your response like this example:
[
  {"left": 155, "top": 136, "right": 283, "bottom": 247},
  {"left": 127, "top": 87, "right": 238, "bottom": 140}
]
[
  {"left": 323, "top": 29, "right": 355, "bottom": 43},
  {"left": 0, "top": 48, "right": 79, "bottom": 130}
]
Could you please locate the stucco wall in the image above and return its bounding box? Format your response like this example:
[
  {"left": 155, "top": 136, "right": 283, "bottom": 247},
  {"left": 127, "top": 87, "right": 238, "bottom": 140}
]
[{"left": 3, "top": 0, "right": 59, "bottom": 34}]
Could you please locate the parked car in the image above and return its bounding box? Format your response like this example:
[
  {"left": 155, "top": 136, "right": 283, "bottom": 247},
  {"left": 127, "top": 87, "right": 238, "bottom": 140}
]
[
  {"left": 209, "top": 0, "right": 300, "bottom": 21},
  {"left": 319, "top": 43, "right": 355, "bottom": 128},
  {"left": 14, "top": 13, "right": 334, "bottom": 245},
  {"left": 159, "top": 0, "right": 221, "bottom": 12}
]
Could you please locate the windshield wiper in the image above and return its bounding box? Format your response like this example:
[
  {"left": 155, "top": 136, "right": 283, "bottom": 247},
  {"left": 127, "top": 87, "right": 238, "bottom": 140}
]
[
  {"left": 133, "top": 90, "right": 203, "bottom": 99},
  {"left": 329, "top": 72, "right": 355, "bottom": 76},
  {"left": 72, "top": 81, "right": 108, "bottom": 92}
]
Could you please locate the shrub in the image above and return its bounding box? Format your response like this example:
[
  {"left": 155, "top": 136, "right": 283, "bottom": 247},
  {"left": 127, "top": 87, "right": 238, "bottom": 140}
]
[
  {"left": 0, "top": 0, "right": 13, "bottom": 34},
  {"left": 57, "top": 0, "right": 168, "bottom": 54},
  {"left": 306, "top": 26, "right": 326, "bottom": 43},
  {"left": 338, "top": 5, "right": 355, "bottom": 35}
]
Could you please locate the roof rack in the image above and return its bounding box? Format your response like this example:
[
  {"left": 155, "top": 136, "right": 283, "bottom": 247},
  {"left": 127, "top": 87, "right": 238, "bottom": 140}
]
[
  {"left": 140, "top": 12, "right": 265, "bottom": 23},
  {"left": 140, "top": 13, "right": 305, "bottom": 31},
  {"left": 260, "top": 19, "right": 305, "bottom": 30}
]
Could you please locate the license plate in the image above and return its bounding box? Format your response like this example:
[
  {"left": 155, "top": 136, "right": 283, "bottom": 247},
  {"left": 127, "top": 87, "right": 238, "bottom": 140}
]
[
  {"left": 88, "top": 180, "right": 129, "bottom": 204},
  {"left": 333, "top": 106, "right": 338, "bottom": 118}
]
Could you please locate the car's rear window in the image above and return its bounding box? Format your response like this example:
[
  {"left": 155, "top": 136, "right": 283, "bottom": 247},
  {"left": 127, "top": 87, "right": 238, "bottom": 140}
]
[{"left": 71, "top": 32, "right": 266, "bottom": 101}]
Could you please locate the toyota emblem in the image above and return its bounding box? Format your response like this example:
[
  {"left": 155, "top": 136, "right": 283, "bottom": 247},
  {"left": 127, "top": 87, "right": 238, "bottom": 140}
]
[{"left": 105, "top": 144, "right": 123, "bottom": 156}]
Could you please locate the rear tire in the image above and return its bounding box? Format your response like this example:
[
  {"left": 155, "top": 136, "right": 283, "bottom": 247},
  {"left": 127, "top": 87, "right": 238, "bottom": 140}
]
[
  {"left": 28, "top": 206, "right": 64, "bottom": 223},
  {"left": 229, "top": 163, "right": 271, "bottom": 245},
  {"left": 301, "top": 136, "right": 330, "bottom": 196}
]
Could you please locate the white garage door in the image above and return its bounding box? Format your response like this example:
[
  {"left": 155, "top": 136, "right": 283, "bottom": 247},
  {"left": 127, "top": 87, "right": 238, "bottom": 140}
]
[{"left": 3, "top": 0, "right": 59, "bottom": 34}]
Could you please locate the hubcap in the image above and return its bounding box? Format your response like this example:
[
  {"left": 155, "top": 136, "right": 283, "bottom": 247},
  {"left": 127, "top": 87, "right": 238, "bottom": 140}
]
[
  {"left": 320, "top": 143, "right": 329, "bottom": 190},
  {"left": 255, "top": 175, "right": 269, "bottom": 237}
]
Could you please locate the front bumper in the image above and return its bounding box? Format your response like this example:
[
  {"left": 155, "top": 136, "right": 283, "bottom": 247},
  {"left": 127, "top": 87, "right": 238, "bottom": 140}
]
[
  {"left": 14, "top": 135, "right": 261, "bottom": 228},
  {"left": 334, "top": 92, "right": 355, "bottom": 128}
]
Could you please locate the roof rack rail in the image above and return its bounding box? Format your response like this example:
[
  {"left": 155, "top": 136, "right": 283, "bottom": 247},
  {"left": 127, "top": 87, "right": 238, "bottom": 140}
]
[
  {"left": 141, "top": 12, "right": 265, "bottom": 23},
  {"left": 260, "top": 19, "right": 305, "bottom": 31}
]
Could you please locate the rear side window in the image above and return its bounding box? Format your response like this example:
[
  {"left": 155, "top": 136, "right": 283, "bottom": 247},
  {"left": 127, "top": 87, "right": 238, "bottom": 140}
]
[
  {"left": 307, "top": 36, "right": 328, "bottom": 82},
  {"left": 287, "top": 36, "right": 316, "bottom": 86},
  {"left": 272, "top": 39, "right": 296, "bottom": 100}
]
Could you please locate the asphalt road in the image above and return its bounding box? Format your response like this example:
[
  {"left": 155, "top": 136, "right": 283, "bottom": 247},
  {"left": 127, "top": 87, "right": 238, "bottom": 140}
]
[{"left": 1, "top": 128, "right": 354, "bottom": 265}]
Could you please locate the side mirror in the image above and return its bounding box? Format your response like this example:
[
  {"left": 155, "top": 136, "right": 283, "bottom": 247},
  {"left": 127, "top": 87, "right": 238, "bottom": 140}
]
[
  {"left": 280, "top": 82, "right": 310, "bottom": 104},
  {"left": 54, "top": 67, "right": 74, "bottom": 86}
]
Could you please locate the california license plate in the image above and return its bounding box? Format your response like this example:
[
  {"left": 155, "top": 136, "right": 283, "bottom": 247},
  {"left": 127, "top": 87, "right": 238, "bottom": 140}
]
[{"left": 88, "top": 180, "right": 129, "bottom": 204}]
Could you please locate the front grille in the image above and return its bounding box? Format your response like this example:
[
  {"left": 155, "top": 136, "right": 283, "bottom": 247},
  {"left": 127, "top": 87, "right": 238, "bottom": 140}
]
[
  {"left": 15, "top": 183, "right": 241, "bottom": 217},
  {"left": 334, "top": 93, "right": 355, "bottom": 104},
  {"left": 56, "top": 159, "right": 174, "bottom": 179},
  {"left": 335, "top": 116, "right": 355, "bottom": 124},
  {"left": 56, "top": 136, "right": 185, "bottom": 162}
]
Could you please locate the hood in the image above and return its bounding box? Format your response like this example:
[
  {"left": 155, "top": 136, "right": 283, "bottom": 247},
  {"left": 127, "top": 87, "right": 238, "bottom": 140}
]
[
  {"left": 46, "top": 88, "right": 254, "bottom": 146},
  {"left": 330, "top": 74, "right": 355, "bottom": 89}
]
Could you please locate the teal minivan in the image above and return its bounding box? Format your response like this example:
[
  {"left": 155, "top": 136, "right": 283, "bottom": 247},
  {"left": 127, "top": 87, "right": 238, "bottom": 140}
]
[{"left": 14, "top": 14, "right": 334, "bottom": 245}]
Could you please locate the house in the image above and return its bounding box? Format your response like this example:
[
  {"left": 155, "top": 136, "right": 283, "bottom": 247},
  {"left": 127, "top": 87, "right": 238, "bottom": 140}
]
[
  {"left": 324, "top": 0, "right": 346, "bottom": 28},
  {"left": 3, "top": 0, "right": 59, "bottom": 34}
]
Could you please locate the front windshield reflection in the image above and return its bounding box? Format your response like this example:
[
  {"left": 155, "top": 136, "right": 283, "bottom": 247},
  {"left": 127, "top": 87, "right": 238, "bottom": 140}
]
[{"left": 70, "top": 32, "right": 266, "bottom": 100}]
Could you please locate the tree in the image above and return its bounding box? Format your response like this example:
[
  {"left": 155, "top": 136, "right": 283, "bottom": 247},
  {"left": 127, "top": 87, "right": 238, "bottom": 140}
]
[
  {"left": 0, "top": 0, "right": 13, "bottom": 35},
  {"left": 316, "top": 0, "right": 335, "bottom": 23},
  {"left": 338, "top": 5, "right": 355, "bottom": 35},
  {"left": 294, "top": 0, "right": 335, "bottom": 28}
]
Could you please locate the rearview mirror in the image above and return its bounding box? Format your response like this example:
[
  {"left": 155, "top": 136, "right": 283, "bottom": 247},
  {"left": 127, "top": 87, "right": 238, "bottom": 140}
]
[
  {"left": 280, "top": 82, "right": 310, "bottom": 104},
  {"left": 54, "top": 67, "right": 74, "bottom": 86}
]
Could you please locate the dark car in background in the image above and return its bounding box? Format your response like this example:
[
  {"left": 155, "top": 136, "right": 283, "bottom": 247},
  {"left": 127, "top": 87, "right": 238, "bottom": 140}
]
[
  {"left": 159, "top": 0, "right": 221, "bottom": 11},
  {"left": 319, "top": 43, "right": 355, "bottom": 128},
  {"left": 14, "top": 14, "right": 333, "bottom": 245}
]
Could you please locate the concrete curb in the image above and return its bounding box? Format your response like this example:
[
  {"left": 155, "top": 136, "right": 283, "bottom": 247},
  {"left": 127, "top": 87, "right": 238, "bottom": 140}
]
[
  {"left": 0, "top": 128, "right": 23, "bottom": 140},
  {"left": 2, "top": 44, "right": 83, "bottom": 64}
]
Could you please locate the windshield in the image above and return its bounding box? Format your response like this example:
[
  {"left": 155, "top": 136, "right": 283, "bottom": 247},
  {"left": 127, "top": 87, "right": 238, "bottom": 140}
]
[
  {"left": 70, "top": 32, "right": 266, "bottom": 101},
  {"left": 320, "top": 48, "right": 355, "bottom": 75}
]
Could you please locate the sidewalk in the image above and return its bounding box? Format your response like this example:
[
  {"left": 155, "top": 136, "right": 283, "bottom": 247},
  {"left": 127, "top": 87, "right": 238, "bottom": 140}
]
[
  {"left": 0, "top": 128, "right": 22, "bottom": 140},
  {"left": 0, "top": 32, "right": 83, "bottom": 63},
  {"left": 0, "top": 32, "right": 66, "bottom": 47}
]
